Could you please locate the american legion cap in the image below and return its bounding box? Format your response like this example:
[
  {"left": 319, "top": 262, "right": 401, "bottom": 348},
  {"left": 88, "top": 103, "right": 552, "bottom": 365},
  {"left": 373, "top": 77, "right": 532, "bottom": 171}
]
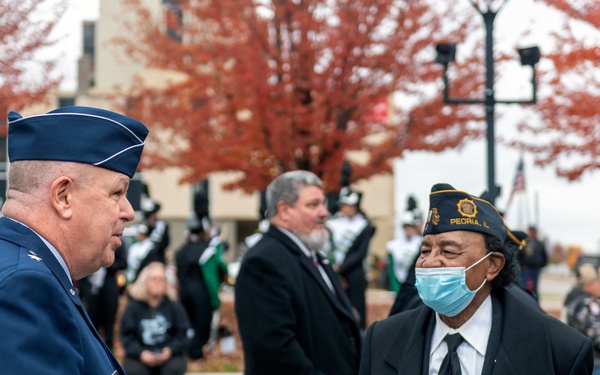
[
  {"left": 7, "top": 106, "right": 149, "bottom": 178},
  {"left": 423, "top": 183, "right": 524, "bottom": 246}
]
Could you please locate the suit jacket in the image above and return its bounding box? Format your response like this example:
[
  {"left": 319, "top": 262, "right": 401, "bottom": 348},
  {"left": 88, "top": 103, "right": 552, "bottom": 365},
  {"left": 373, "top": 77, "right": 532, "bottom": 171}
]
[
  {"left": 79, "top": 243, "right": 128, "bottom": 350},
  {"left": 0, "top": 217, "right": 125, "bottom": 375},
  {"left": 360, "top": 287, "right": 593, "bottom": 375},
  {"left": 235, "top": 226, "right": 362, "bottom": 375},
  {"left": 337, "top": 222, "right": 376, "bottom": 329}
]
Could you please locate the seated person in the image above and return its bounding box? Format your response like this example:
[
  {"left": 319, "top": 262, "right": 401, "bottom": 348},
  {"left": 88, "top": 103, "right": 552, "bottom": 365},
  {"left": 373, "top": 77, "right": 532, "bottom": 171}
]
[{"left": 120, "top": 262, "right": 190, "bottom": 375}]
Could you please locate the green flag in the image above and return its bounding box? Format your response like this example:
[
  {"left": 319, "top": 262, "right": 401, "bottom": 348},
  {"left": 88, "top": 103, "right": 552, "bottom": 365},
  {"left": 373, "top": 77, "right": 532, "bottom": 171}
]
[{"left": 199, "top": 236, "right": 228, "bottom": 310}]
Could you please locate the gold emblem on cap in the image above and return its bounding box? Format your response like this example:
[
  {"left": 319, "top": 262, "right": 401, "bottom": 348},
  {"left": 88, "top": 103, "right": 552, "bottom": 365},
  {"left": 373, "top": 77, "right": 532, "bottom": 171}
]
[
  {"left": 431, "top": 208, "right": 440, "bottom": 225},
  {"left": 457, "top": 198, "right": 477, "bottom": 218}
]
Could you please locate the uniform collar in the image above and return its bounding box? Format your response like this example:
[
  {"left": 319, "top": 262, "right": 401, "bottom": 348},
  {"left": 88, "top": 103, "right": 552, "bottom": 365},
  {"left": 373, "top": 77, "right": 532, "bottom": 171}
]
[{"left": 7, "top": 218, "right": 72, "bottom": 284}]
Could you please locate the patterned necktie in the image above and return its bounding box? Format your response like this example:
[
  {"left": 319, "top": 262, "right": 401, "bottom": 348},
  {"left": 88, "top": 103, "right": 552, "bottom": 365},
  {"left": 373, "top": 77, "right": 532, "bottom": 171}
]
[{"left": 439, "top": 333, "right": 464, "bottom": 375}]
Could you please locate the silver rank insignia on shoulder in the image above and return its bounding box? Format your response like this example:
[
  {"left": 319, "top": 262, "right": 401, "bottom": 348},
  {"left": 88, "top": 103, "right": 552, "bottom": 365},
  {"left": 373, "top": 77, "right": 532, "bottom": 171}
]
[
  {"left": 70, "top": 288, "right": 76, "bottom": 296},
  {"left": 27, "top": 250, "right": 42, "bottom": 261}
]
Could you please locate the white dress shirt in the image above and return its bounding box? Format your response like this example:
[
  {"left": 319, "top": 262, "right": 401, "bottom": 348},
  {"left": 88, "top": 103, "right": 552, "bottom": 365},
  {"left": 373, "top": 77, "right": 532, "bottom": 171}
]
[{"left": 429, "top": 295, "right": 492, "bottom": 375}]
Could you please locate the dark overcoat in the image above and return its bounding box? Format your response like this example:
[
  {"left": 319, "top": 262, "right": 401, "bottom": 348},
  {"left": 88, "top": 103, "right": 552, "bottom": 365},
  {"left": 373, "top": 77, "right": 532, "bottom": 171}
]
[
  {"left": 175, "top": 239, "right": 213, "bottom": 359},
  {"left": 235, "top": 226, "right": 361, "bottom": 375},
  {"left": 337, "top": 222, "right": 376, "bottom": 329},
  {"left": 80, "top": 243, "right": 127, "bottom": 350},
  {"left": 0, "top": 217, "right": 124, "bottom": 374},
  {"left": 360, "top": 286, "right": 594, "bottom": 375}
]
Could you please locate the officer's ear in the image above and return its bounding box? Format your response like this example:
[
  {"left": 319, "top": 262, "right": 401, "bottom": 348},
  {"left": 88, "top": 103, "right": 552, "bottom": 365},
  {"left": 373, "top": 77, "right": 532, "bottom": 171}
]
[{"left": 50, "top": 176, "right": 74, "bottom": 219}]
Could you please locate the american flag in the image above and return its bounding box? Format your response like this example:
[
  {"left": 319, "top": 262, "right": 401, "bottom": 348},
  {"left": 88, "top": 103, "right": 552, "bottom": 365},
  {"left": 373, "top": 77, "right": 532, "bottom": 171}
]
[
  {"left": 512, "top": 159, "right": 526, "bottom": 193},
  {"left": 505, "top": 158, "right": 526, "bottom": 214}
]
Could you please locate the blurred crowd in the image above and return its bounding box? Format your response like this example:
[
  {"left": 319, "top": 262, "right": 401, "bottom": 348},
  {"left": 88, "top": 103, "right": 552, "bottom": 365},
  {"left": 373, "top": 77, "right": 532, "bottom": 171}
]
[
  {"left": 78, "top": 178, "right": 599, "bottom": 375},
  {"left": 78, "top": 194, "right": 229, "bottom": 375}
]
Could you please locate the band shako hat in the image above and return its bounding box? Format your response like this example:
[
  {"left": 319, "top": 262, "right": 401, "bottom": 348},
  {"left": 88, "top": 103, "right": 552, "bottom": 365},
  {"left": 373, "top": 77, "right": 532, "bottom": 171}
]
[{"left": 338, "top": 187, "right": 362, "bottom": 206}]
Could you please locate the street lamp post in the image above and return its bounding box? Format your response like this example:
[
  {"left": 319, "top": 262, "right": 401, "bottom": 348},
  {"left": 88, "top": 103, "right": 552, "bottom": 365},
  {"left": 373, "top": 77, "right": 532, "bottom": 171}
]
[{"left": 435, "top": 2, "right": 540, "bottom": 206}]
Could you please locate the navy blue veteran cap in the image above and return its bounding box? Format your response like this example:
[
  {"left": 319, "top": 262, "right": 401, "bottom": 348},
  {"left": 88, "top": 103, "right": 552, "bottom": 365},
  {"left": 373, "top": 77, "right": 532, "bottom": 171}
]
[
  {"left": 7, "top": 106, "right": 149, "bottom": 178},
  {"left": 423, "top": 183, "right": 524, "bottom": 246}
]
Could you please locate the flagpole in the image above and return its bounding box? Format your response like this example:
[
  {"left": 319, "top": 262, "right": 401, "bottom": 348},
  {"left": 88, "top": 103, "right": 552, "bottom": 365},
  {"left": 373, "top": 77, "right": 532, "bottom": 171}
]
[
  {"left": 523, "top": 187, "right": 530, "bottom": 229},
  {"left": 505, "top": 191, "right": 515, "bottom": 217},
  {"left": 504, "top": 157, "right": 525, "bottom": 218},
  {"left": 522, "top": 160, "right": 530, "bottom": 229},
  {"left": 534, "top": 190, "right": 539, "bottom": 227}
]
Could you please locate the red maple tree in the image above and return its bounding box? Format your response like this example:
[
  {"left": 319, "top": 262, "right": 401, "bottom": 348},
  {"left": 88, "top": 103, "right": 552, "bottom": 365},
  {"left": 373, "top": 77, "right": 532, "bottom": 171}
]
[
  {"left": 0, "top": 0, "right": 67, "bottom": 128},
  {"left": 115, "top": 0, "right": 489, "bottom": 193},
  {"left": 515, "top": 0, "right": 600, "bottom": 180}
]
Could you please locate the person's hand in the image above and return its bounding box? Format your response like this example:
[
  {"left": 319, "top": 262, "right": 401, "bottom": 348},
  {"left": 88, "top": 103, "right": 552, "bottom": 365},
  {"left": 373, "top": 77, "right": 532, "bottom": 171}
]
[
  {"left": 140, "top": 350, "right": 162, "bottom": 367},
  {"left": 153, "top": 347, "right": 173, "bottom": 366},
  {"left": 338, "top": 275, "right": 349, "bottom": 290},
  {"left": 160, "top": 347, "right": 172, "bottom": 361}
]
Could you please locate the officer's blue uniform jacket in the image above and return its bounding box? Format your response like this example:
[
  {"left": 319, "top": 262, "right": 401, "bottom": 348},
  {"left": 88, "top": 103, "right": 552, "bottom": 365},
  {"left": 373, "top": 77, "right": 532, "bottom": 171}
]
[{"left": 0, "top": 217, "right": 125, "bottom": 374}]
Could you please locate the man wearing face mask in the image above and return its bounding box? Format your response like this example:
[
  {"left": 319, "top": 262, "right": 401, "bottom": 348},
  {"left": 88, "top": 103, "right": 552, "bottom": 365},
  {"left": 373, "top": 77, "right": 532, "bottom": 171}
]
[{"left": 359, "top": 183, "right": 593, "bottom": 375}]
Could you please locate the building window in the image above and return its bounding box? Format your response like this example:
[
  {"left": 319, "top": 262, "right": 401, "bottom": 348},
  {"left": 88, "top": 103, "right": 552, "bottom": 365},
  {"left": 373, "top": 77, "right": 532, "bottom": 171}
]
[{"left": 163, "top": 0, "right": 183, "bottom": 42}]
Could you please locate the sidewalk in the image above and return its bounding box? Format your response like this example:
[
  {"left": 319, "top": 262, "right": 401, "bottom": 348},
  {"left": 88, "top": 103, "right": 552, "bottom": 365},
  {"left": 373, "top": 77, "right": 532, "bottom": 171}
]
[{"left": 538, "top": 264, "right": 575, "bottom": 321}]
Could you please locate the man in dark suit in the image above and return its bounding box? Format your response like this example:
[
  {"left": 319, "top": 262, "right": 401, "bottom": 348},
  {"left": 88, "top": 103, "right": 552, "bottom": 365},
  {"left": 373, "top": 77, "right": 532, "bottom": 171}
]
[
  {"left": 0, "top": 106, "right": 148, "bottom": 374},
  {"left": 327, "top": 188, "right": 376, "bottom": 330},
  {"left": 518, "top": 225, "right": 548, "bottom": 298},
  {"left": 359, "top": 183, "right": 593, "bottom": 375},
  {"left": 235, "top": 170, "right": 362, "bottom": 375},
  {"left": 80, "top": 243, "right": 128, "bottom": 350}
]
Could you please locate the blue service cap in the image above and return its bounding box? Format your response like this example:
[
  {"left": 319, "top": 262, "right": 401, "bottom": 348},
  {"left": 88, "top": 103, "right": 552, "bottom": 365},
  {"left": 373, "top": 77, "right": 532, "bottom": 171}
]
[
  {"left": 7, "top": 106, "right": 149, "bottom": 178},
  {"left": 423, "top": 183, "right": 523, "bottom": 246}
]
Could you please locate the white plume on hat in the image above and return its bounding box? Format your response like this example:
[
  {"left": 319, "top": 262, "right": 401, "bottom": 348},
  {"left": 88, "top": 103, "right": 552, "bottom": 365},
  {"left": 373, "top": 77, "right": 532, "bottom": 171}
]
[
  {"left": 339, "top": 187, "right": 361, "bottom": 206},
  {"left": 401, "top": 212, "right": 419, "bottom": 227}
]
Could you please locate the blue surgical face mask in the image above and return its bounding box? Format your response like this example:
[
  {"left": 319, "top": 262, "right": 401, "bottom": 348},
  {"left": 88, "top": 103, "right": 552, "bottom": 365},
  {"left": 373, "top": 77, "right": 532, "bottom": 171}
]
[{"left": 415, "top": 252, "right": 492, "bottom": 317}]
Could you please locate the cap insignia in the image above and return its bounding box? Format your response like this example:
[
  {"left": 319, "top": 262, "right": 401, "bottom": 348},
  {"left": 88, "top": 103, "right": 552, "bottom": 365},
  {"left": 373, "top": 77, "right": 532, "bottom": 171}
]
[
  {"left": 431, "top": 208, "right": 440, "bottom": 226},
  {"left": 457, "top": 198, "right": 477, "bottom": 218}
]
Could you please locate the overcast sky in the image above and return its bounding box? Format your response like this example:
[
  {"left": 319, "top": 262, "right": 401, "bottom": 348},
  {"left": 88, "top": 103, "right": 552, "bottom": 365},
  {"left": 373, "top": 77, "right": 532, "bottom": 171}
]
[
  {"left": 391, "top": 1, "right": 600, "bottom": 255},
  {"left": 52, "top": 0, "right": 100, "bottom": 92},
  {"left": 56, "top": 0, "right": 600, "bottom": 254}
]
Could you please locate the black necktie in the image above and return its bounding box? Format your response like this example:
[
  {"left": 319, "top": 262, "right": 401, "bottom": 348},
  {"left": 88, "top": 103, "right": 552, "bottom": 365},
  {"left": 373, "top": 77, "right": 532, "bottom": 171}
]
[{"left": 439, "top": 333, "right": 464, "bottom": 375}]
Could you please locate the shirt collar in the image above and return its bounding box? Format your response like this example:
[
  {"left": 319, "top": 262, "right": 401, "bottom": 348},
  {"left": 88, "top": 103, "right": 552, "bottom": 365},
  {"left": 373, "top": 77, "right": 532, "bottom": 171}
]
[
  {"left": 275, "top": 225, "right": 312, "bottom": 258},
  {"left": 432, "top": 294, "right": 492, "bottom": 356}
]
